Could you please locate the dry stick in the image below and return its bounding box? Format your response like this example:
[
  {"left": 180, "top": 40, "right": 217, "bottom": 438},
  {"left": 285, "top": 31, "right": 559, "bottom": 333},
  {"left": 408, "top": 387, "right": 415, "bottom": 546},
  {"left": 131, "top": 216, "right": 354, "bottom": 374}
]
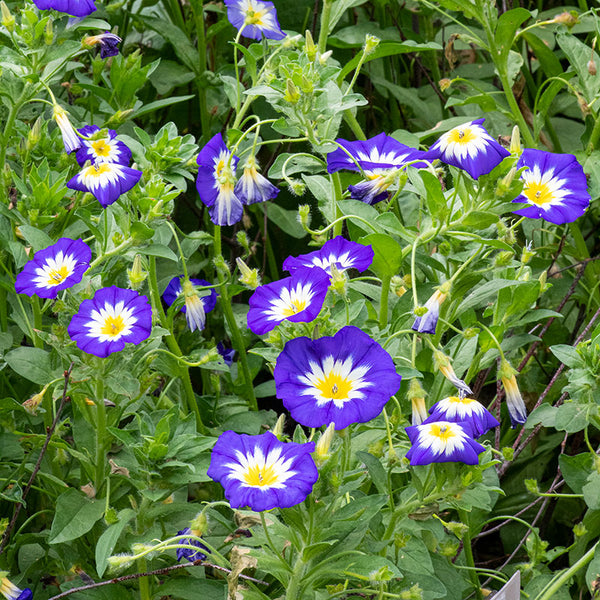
[
  {"left": 498, "top": 304, "right": 600, "bottom": 478},
  {"left": 0, "top": 363, "right": 74, "bottom": 555},
  {"left": 47, "top": 561, "right": 268, "bottom": 600},
  {"left": 517, "top": 264, "right": 588, "bottom": 374}
]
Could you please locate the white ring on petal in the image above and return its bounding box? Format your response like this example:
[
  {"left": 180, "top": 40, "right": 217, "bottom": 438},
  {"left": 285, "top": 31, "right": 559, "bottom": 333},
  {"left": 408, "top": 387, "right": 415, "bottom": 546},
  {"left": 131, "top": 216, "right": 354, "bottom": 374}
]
[
  {"left": 225, "top": 445, "right": 297, "bottom": 490},
  {"left": 84, "top": 301, "right": 138, "bottom": 343}
]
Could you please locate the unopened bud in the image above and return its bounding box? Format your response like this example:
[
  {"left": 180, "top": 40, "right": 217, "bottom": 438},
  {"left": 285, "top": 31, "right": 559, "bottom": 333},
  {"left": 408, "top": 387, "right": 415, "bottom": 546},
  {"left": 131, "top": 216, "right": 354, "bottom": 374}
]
[
  {"left": 298, "top": 204, "right": 311, "bottom": 229},
  {"left": 27, "top": 117, "right": 43, "bottom": 150},
  {"left": 236, "top": 230, "right": 251, "bottom": 255},
  {"left": 271, "top": 413, "right": 286, "bottom": 440},
  {"left": 574, "top": 522, "right": 587, "bottom": 537},
  {"left": 289, "top": 179, "right": 306, "bottom": 196},
  {"left": 190, "top": 512, "right": 208, "bottom": 536},
  {"left": 439, "top": 78, "right": 452, "bottom": 92},
  {"left": 236, "top": 257, "right": 260, "bottom": 289},
  {"left": 495, "top": 250, "right": 514, "bottom": 267},
  {"left": 524, "top": 478, "right": 539, "bottom": 494},
  {"left": 329, "top": 263, "right": 347, "bottom": 297},
  {"left": 315, "top": 423, "right": 335, "bottom": 462},
  {"left": 553, "top": 11, "right": 578, "bottom": 27},
  {"left": 509, "top": 125, "right": 521, "bottom": 155},
  {"left": 497, "top": 167, "right": 517, "bottom": 196},
  {"left": 364, "top": 34, "right": 380, "bottom": 55},
  {"left": 589, "top": 59, "right": 597, "bottom": 76},
  {"left": 496, "top": 219, "right": 516, "bottom": 245},
  {"left": 107, "top": 554, "right": 134, "bottom": 571},
  {"left": 521, "top": 242, "right": 534, "bottom": 264},
  {"left": 391, "top": 275, "right": 406, "bottom": 297},
  {"left": 305, "top": 30, "right": 317, "bottom": 61},
  {"left": 106, "top": 109, "right": 134, "bottom": 128},
  {"left": 127, "top": 255, "right": 147, "bottom": 290},
  {"left": 44, "top": 19, "right": 53, "bottom": 45},
  {"left": 318, "top": 50, "right": 333, "bottom": 65},
  {"left": 284, "top": 79, "right": 300, "bottom": 104},
  {"left": 1, "top": 1, "right": 14, "bottom": 31},
  {"left": 23, "top": 384, "right": 49, "bottom": 415}
]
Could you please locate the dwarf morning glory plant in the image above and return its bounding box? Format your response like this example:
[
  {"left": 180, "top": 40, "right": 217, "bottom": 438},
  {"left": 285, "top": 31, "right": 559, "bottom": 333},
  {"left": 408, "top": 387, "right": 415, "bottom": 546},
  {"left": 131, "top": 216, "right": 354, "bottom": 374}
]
[
  {"left": 247, "top": 267, "right": 330, "bottom": 335},
  {"left": 428, "top": 118, "right": 509, "bottom": 179},
  {"left": 283, "top": 236, "right": 374, "bottom": 275},
  {"left": 15, "top": 238, "right": 91, "bottom": 299},
  {"left": 234, "top": 156, "right": 279, "bottom": 205},
  {"left": 163, "top": 277, "right": 217, "bottom": 332},
  {"left": 512, "top": 148, "right": 590, "bottom": 224},
  {"left": 68, "top": 286, "right": 152, "bottom": 357},
  {"left": 207, "top": 431, "right": 318, "bottom": 511},
  {"left": 224, "top": 0, "right": 286, "bottom": 41},
  {"left": 274, "top": 326, "right": 401, "bottom": 429}
]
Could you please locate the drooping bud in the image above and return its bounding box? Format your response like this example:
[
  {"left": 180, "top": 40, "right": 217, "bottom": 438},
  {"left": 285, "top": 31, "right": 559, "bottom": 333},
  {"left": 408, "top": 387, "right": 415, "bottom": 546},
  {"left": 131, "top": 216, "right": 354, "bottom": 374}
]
[
  {"left": 434, "top": 350, "right": 473, "bottom": 396},
  {"left": 53, "top": 104, "right": 82, "bottom": 154},
  {"left": 407, "top": 379, "right": 428, "bottom": 425},
  {"left": 190, "top": 512, "right": 208, "bottom": 537},
  {"left": 499, "top": 358, "right": 527, "bottom": 428}
]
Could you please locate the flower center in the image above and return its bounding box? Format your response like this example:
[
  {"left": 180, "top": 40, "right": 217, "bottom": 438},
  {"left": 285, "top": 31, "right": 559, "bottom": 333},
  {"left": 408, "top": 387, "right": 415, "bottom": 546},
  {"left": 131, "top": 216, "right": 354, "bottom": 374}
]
[
  {"left": 281, "top": 298, "right": 307, "bottom": 317},
  {"left": 243, "top": 463, "right": 279, "bottom": 487},
  {"left": 429, "top": 423, "right": 455, "bottom": 442},
  {"left": 86, "top": 163, "right": 112, "bottom": 178},
  {"left": 91, "top": 139, "right": 111, "bottom": 157},
  {"left": 46, "top": 265, "right": 70, "bottom": 286},
  {"left": 100, "top": 314, "right": 126, "bottom": 338},
  {"left": 315, "top": 371, "right": 353, "bottom": 401},
  {"left": 448, "top": 127, "right": 476, "bottom": 145},
  {"left": 245, "top": 8, "right": 266, "bottom": 25},
  {"left": 523, "top": 180, "right": 555, "bottom": 205}
]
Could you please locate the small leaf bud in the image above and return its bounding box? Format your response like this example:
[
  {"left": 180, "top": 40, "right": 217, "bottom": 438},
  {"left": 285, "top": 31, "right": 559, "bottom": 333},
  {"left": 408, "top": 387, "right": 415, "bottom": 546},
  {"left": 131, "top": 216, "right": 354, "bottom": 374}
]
[
  {"left": 298, "top": 204, "right": 311, "bottom": 229},
  {"left": 364, "top": 34, "right": 380, "bottom": 56},
  {"left": 525, "top": 478, "right": 539, "bottom": 494},
  {"left": 236, "top": 257, "right": 260, "bottom": 289}
]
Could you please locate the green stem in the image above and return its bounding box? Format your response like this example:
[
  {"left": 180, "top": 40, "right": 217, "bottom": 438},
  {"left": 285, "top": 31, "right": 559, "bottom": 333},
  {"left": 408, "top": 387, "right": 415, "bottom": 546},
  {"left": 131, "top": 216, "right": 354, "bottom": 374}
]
[
  {"left": 31, "top": 297, "right": 43, "bottom": 349},
  {"left": 379, "top": 274, "right": 391, "bottom": 329},
  {"left": 147, "top": 257, "right": 207, "bottom": 433},
  {"left": 317, "top": 0, "right": 334, "bottom": 53},
  {"left": 331, "top": 172, "right": 344, "bottom": 237},
  {"left": 95, "top": 361, "right": 107, "bottom": 495},
  {"left": 588, "top": 113, "right": 600, "bottom": 153},
  {"left": 137, "top": 557, "right": 152, "bottom": 600},
  {"left": 535, "top": 542, "right": 597, "bottom": 600},
  {"left": 343, "top": 110, "right": 367, "bottom": 140},
  {"left": 458, "top": 509, "right": 483, "bottom": 600},
  {"left": 213, "top": 226, "right": 258, "bottom": 411},
  {"left": 194, "top": 0, "right": 210, "bottom": 144}
]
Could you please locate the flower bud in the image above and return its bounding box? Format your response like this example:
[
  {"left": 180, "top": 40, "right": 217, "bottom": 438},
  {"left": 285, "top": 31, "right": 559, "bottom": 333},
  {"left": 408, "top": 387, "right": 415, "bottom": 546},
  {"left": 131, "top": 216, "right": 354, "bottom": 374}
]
[
  {"left": 271, "top": 413, "right": 286, "bottom": 440},
  {"left": 318, "top": 50, "right": 333, "bottom": 65},
  {"left": 588, "top": 59, "right": 597, "bottom": 76},
  {"left": 27, "top": 117, "right": 43, "bottom": 150},
  {"left": 298, "top": 204, "right": 311, "bottom": 229},
  {"left": 439, "top": 78, "right": 452, "bottom": 92},
  {"left": 127, "top": 255, "right": 147, "bottom": 290},
  {"left": 434, "top": 351, "right": 473, "bottom": 396},
  {"left": 190, "top": 512, "right": 208, "bottom": 536},
  {"left": 524, "top": 478, "right": 539, "bottom": 494},
  {"left": 391, "top": 275, "right": 406, "bottom": 297},
  {"left": 574, "top": 522, "right": 587, "bottom": 537},
  {"left": 521, "top": 241, "right": 534, "bottom": 264},
  {"left": 499, "top": 358, "right": 527, "bottom": 427},
  {"left": 495, "top": 250, "right": 514, "bottom": 267},
  {"left": 329, "top": 263, "right": 347, "bottom": 297},
  {"left": 553, "top": 11, "right": 578, "bottom": 27},
  {"left": 107, "top": 554, "right": 134, "bottom": 571},
  {"left": 1, "top": 1, "right": 14, "bottom": 32},
  {"left": 236, "top": 230, "right": 251, "bottom": 255},
  {"left": 509, "top": 125, "right": 521, "bottom": 155},
  {"left": 315, "top": 423, "right": 335, "bottom": 462},
  {"left": 289, "top": 179, "right": 306, "bottom": 196},
  {"left": 284, "top": 79, "right": 300, "bottom": 104},
  {"left": 364, "top": 34, "right": 380, "bottom": 56},
  {"left": 23, "top": 384, "right": 49, "bottom": 415},
  {"left": 305, "top": 30, "right": 317, "bottom": 61},
  {"left": 236, "top": 257, "right": 260, "bottom": 289},
  {"left": 407, "top": 379, "right": 428, "bottom": 425}
]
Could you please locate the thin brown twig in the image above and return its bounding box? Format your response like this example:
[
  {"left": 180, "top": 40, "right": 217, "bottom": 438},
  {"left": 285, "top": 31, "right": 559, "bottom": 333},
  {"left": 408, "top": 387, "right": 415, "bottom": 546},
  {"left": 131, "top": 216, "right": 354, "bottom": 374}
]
[
  {"left": 0, "top": 363, "right": 74, "bottom": 555},
  {"left": 47, "top": 560, "right": 268, "bottom": 600}
]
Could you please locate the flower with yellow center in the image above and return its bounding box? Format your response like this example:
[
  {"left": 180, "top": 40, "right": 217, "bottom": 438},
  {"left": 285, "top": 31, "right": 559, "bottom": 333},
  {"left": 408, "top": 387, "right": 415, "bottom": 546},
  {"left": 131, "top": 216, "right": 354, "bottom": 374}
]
[{"left": 224, "top": 0, "right": 286, "bottom": 40}]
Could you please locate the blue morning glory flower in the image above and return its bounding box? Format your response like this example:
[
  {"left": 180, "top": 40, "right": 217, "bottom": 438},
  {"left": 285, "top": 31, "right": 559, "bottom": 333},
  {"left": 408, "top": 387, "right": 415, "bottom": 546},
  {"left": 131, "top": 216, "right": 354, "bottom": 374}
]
[
  {"left": 217, "top": 342, "right": 235, "bottom": 366},
  {"left": 196, "top": 133, "right": 243, "bottom": 226},
  {"left": 512, "top": 148, "right": 590, "bottom": 224},
  {"left": 68, "top": 286, "right": 152, "bottom": 357},
  {"left": 247, "top": 267, "right": 330, "bottom": 335},
  {"left": 426, "top": 396, "right": 499, "bottom": 437},
  {"left": 83, "top": 32, "right": 122, "bottom": 58},
  {"left": 15, "top": 238, "right": 91, "bottom": 299},
  {"left": 234, "top": 156, "right": 279, "bottom": 205},
  {"left": 176, "top": 527, "right": 209, "bottom": 563},
  {"left": 428, "top": 118, "right": 510, "bottom": 179},
  {"left": 405, "top": 421, "right": 486, "bottom": 466},
  {"left": 412, "top": 290, "right": 447, "bottom": 335},
  {"left": 274, "top": 326, "right": 402, "bottom": 430},
  {"left": 224, "top": 0, "right": 286, "bottom": 41},
  {"left": 76, "top": 125, "right": 132, "bottom": 167},
  {"left": 326, "top": 132, "right": 431, "bottom": 204},
  {"left": 0, "top": 575, "right": 32, "bottom": 600},
  {"left": 207, "top": 431, "right": 318, "bottom": 511},
  {"left": 282, "top": 236, "right": 374, "bottom": 276},
  {"left": 53, "top": 105, "right": 81, "bottom": 154},
  {"left": 33, "top": 0, "right": 96, "bottom": 17},
  {"left": 162, "top": 277, "right": 217, "bottom": 332},
  {"left": 67, "top": 162, "right": 142, "bottom": 207}
]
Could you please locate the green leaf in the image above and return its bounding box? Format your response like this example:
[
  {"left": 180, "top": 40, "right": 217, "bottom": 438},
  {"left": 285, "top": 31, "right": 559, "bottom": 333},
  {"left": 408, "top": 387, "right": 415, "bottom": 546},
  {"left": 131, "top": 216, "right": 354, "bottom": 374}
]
[
  {"left": 49, "top": 488, "right": 106, "bottom": 544},
  {"left": 266, "top": 203, "right": 307, "bottom": 239},
  {"left": 358, "top": 233, "right": 403, "bottom": 278},
  {"left": 130, "top": 222, "right": 154, "bottom": 242},
  {"left": 338, "top": 41, "right": 442, "bottom": 83},
  {"left": 457, "top": 279, "right": 522, "bottom": 315},
  {"left": 550, "top": 344, "right": 582, "bottom": 369},
  {"left": 555, "top": 402, "right": 597, "bottom": 433},
  {"left": 4, "top": 347, "right": 59, "bottom": 385},
  {"left": 460, "top": 211, "right": 499, "bottom": 228},
  {"left": 556, "top": 32, "right": 600, "bottom": 102},
  {"left": 495, "top": 8, "right": 531, "bottom": 61},
  {"left": 142, "top": 244, "right": 179, "bottom": 262},
  {"left": 356, "top": 451, "right": 388, "bottom": 495},
  {"left": 522, "top": 32, "right": 562, "bottom": 77},
  {"left": 95, "top": 509, "right": 135, "bottom": 577},
  {"left": 420, "top": 170, "right": 447, "bottom": 221},
  {"left": 583, "top": 472, "right": 600, "bottom": 510},
  {"left": 559, "top": 453, "right": 593, "bottom": 495},
  {"left": 18, "top": 224, "right": 53, "bottom": 252},
  {"left": 130, "top": 95, "right": 195, "bottom": 119}
]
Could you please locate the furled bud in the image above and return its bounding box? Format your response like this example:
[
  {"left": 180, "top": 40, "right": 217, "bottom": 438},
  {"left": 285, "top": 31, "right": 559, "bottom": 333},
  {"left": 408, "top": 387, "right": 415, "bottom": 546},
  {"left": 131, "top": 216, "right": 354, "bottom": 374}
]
[
  {"left": 127, "top": 254, "right": 147, "bottom": 290},
  {"left": 298, "top": 204, "right": 311, "bottom": 229},
  {"left": 315, "top": 422, "right": 335, "bottom": 462},
  {"left": 329, "top": 263, "right": 347, "bottom": 297},
  {"left": 439, "top": 78, "right": 452, "bottom": 92},
  {"left": 271, "top": 413, "right": 286, "bottom": 440},
  {"left": 407, "top": 379, "right": 428, "bottom": 425},
  {"left": 1, "top": 1, "right": 14, "bottom": 32},
  {"left": 284, "top": 79, "right": 300, "bottom": 104},
  {"left": 305, "top": 30, "right": 317, "bottom": 61},
  {"left": 236, "top": 257, "right": 260, "bottom": 289},
  {"left": 553, "top": 11, "right": 578, "bottom": 27},
  {"left": 509, "top": 125, "right": 521, "bottom": 155}
]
